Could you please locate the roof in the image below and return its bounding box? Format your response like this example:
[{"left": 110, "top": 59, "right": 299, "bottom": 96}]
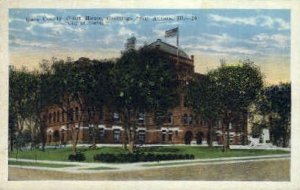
[{"left": 147, "top": 39, "right": 191, "bottom": 59}]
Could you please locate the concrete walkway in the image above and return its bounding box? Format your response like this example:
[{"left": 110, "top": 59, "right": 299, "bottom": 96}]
[{"left": 9, "top": 154, "right": 290, "bottom": 174}]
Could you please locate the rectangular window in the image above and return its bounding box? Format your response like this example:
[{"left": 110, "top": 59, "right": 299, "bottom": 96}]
[
  {"left": 165, "top": 112, "right": 173, "bottom": 124},
  {"left": 113, "top": 129, "right": 121, "bottom": 143},
  {"left": 168, "top": 133, "right": 173, "bottom": 141},
  {"left": 99, "top": 128, "right": 105, "bottom": 139},
  {"left": 162, "top": 130, "right": 166, "bottom": 142},
  {"left": 137, "top": 130, "right": 145, "bottom": 144},
  {"left": 113, "top": 113, "right": 121, "bottom": 123}
]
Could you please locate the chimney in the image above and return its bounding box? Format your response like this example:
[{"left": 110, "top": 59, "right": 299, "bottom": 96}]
[
  {"left": 155, "top": 39, "right": 161, "bottom": 48},
  {"left": 191, "top": 55, "right": 194, "bottom": 64}
]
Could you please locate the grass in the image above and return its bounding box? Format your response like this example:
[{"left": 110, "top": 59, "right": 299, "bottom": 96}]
[
  {"left": 8, "top": 146, "right": 289, "bottom": 163},
  {"left": 82, "top": 167, "right": 117, "bottom": 170},
  {"left": 8, "top": 160, "right": 76, "bottom": 168}
]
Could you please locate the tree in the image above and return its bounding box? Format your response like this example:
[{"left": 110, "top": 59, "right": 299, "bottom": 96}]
[
  {"left": 44, "top": 57, "right": 113, "bottom": 153},
  {"left": 111, "top": 48, "right": 179, "bottom": 152},
  {"left": 257, "top": 83, "right": 291, "bottom": 147},
  {"left": 186, "top": 75, "right": 221, "bottom": 146},
  {"left": 208, "top": 62, "right": 263, "bottom": 151},
  {"left": 47, "top": 58, "right": 87, "bottom": 153},
  {"left": 9, "top": 66, "right": 39, "bottom": 151},
  {"left": 75, "top": 58, "right": 114, "bottom": 148}
]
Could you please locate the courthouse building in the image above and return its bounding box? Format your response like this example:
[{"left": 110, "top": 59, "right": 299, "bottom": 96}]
[{"left": 44, "top": 39, "right": 247, "bottom": 146}]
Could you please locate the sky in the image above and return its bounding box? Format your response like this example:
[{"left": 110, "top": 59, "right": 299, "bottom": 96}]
[{"left": 9, "top": 9, "right": 290, "bottom": 85}]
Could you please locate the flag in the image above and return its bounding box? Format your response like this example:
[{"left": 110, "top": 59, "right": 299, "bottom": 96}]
[{"left": 165, "top": 27, "right": 178, "bottom": 38}]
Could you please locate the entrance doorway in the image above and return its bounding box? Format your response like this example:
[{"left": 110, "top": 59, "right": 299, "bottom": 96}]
[
  {"left": 184, "top": 131, "right": 193, "bottom": 144},
  {"left": 196, "top": 132, "right": 204, "bottom": 144}
]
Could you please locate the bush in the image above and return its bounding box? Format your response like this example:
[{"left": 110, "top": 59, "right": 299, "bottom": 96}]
[
  {"left": 68, "top": 152, "right": 86, "bottom": 162},
  {"left": 94, "top": 153, "right": 195, "bottom": 163}
]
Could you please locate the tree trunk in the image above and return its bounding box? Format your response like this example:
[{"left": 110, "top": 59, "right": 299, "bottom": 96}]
[
  {"left": 127, "top": 110, "right": 138, "bottom": 153},
  {"left": 123, "top": 112, "right": 129, "bottom": 150},
  {"left": 208, "top": 120, "right": 213, "bottom": 147},
  {"left": 222, "top": 120, "right": 227, "bottom": 152},
  {"left": 226, "top": 123, "right": 230, "bottom": 149},
  {"left": 91, "top": 125, "right": 97, "bottom": 149}
]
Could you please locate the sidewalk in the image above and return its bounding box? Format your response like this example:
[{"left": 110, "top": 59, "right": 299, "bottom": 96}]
[{"left": 9, "top": 153, "right": 290, "bottom": 174}]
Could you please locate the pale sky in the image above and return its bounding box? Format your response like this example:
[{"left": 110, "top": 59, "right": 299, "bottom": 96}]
[{"left": 9, "top": 9, "right": 290, "bottom": 85}]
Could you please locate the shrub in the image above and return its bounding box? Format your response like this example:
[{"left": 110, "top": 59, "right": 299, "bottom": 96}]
[
  {"left": 93, "top": 153, "right": 195, "bottom": 163},
  {"left": 68, "top": 152, "right": 86, "bottom": 162}
]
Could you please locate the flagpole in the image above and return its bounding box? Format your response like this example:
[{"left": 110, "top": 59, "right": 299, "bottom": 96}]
[{"left": 177, "top": 26, "right": 179, "bottom": 65}]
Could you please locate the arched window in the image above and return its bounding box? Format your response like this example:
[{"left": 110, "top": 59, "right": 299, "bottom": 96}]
[
  {"left": 53, "top": 112, "right": 56, "bottom": 123},
  {"left": 68, "top": 108, "right": 74, "bottom": 121},
  {"left": 57, "top": 111, "right": 60, "bottom": 122},
  {"left": 49, "top": 113, "right": 52, "bottom": 124}
]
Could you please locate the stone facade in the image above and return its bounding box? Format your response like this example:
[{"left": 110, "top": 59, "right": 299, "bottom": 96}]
[{"left": 44, "top": 39, "right": 247, "bottom": 146}]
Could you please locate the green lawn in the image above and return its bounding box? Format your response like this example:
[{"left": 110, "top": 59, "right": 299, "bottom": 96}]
[
  {"left": 82, "top": 166, "right": 117, "bottom": 170},
  {"left": 8, "top": 160, "right": 76, "bottom": 168},
  {"left": 8, "top": 146, "right": 289, "bottom": 163}
]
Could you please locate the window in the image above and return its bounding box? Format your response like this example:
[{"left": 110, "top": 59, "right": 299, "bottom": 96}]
[
  {"left": 182, "top": 113, "right": 188, "bottom": 124},
  {"left": 68, "top": 109, "right": 74, "bottom": 121},
  {"left": 162, "top": 130, "right": 166, "bottom": 142},
  {"left": 99, "top": 128, "right": 105, "bottom": 140},
  {"left": 165, "top": 112, "right": 173, "bottom": 124},
  {"left": 56, "top": 111, "right": 60, "bottom": 122},
  {"left": 113, "top": 112, "right": 121, "bottom": 123},
  {"left": 62, "top": 111, "right": 65, "bottom": 122},
  {"left": 138, "top": 113, "right": 145, "bottom": 124},
  {"left": 168, "top": 131, "right": 173, "bottom": 141},
  {"left": 49, "top": 113, "right": 52, "bottom": 124},
  {"left": 53, "top": 112, "right": 56, "bottom": 123},
  {"left": 113, "top": 129, "right": 121, "bottom": 143},
  {"left": 137, "top": 130, "right": 146, "bottom": 144},
  {"left": 188, "top": 115, "right": 193, "bottom": 125}
]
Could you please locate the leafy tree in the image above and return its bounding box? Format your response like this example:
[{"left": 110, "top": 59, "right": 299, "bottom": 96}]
[
  {"left": 47, "top": 58, "right": 86, "bottom": 153},
  {"left": 186, "top": 75, "right": 221, "bottom": 146},
  {"left": 208, "top": 62, "right": 263, "bottom": 151},
  {"left": 111, "top": 48, "right": 179, "bottom": 152},
  {"left": 9, "top": 66, "right": 39, "bottom": 151},
  {"left": 45, "top": 57, "right": 113, "bottom": 153},
  {"left": 257, "top": 83, "right": 291, "bottom": 147},
  {"left": 74, "top": 58, "right": 114, "bottom": 148}
]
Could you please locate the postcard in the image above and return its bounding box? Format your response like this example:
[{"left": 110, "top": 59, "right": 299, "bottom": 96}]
[{"left": 1, "top": 0, "right": 300, "bottom": 190}]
